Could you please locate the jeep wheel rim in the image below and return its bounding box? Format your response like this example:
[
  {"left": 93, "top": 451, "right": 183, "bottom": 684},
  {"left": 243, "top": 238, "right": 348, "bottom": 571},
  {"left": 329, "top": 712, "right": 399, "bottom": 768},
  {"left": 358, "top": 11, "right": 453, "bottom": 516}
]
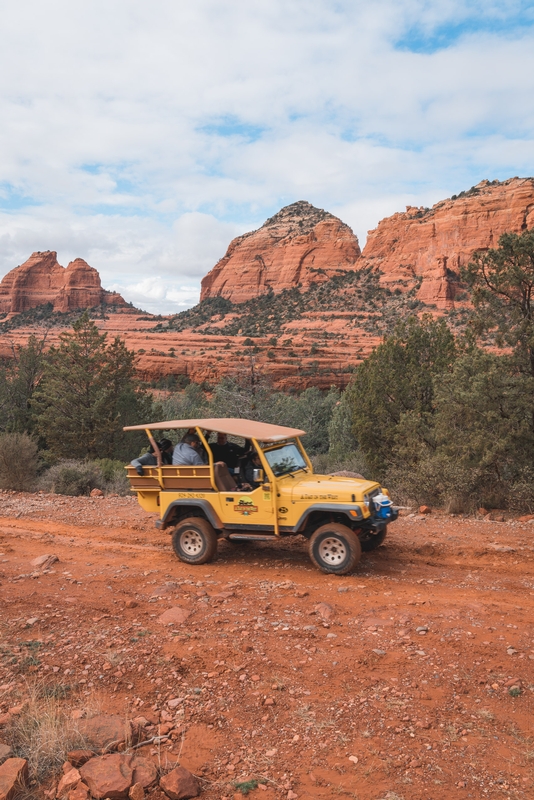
[
  {"left": 319, "top": 536, "right": 347, "bottom": 565},
  {"left": 180, "top": 529, "right": 204, "bottom": 555}
]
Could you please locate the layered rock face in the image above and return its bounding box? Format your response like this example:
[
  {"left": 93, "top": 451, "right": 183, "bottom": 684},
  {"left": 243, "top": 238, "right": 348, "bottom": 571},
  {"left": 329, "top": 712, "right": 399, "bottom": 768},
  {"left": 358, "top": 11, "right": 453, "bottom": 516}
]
[
  {"left": 361, "top": 177, "right": 534, "bottom": 308},
  {"left": 0, "top": 251, "right": 126, "bottom": 314},
  {"left": 200, "top": 201, "right": 361, "bottom": 303}
]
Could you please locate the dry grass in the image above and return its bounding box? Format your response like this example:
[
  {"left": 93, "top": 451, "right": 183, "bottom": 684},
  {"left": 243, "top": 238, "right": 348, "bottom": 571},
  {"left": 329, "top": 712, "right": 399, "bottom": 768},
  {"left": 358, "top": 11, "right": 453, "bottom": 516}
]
[{"left": 5, "top": 683, "right": 94, "bottom": 781}]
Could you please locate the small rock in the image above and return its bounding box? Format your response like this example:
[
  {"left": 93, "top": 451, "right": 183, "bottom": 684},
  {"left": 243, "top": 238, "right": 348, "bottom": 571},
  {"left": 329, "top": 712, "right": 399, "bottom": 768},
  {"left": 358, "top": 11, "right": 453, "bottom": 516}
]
[
  {"left": 241, "top": 644, "right": 253, "bottom": 652},
  {"left": 419, "top": 505, "right": 432, "bottom": 514},
  {"left": 504, "top": 678, "right": 522, "bottom": 687},
  {"left": 25, "top": 618, "right": 39, "bottom": 627},
  {"left": 478, "top": 507, "right": 488, "bottom": 516},
  {"left": 0, "top": 746, "right": 13, "bottom": 766},
  {"left": 79, "top": 754, "right": 132, "bottom": 800},
  {"left": 130, "top": 756, "right": 157, "bottom": 789},
  {"left": 295, "top": 590, "right": 308, "bottom": 598},
  {"left": 159, "top": 766, "right": 199, "bottom": 799},
  {"left": 314, "top": 602, "right": 334, "bottom": 621},
  {"left": 57, "top": 768, "right": 81, "bottom": 798},
  {"left": 287, "top": 792, "right": 298, "bottom": 800},
  {"left": 90, "top": 489, "right": 104, "bottom": 497},
  {"left": 129, "top": 784, "right": 145, "bottom": 800},
  {"left": 507, "top": 648, "right": 518, "bottom": 656},
  {"left": 157, "top": 607, "right": 191, "bottom": 626},
  {"left": 68, "top": 785, "right": 89, "bottom": 800},
  {"left": 518, "top": 514, "right": 534, "bottom": 522},
  {"left": 0, "top": 758, "right": 28, "bottom": 800},
  {"left": 372, "top": 649, "right": 386, "bottom": 656},
  {"left": 265, "top": 749, "right": 277, "bottom": 757},
  {"left": 30, "top": 554, "right": 59, "bottom": 569},
  {"left": 251, "top": 675, "right": 260, "bottom": 682},
  {"left": 348, "top": 755, "right": 358, "bottom": 764},
  {"left": 124, "top": 601, "right": 138, "bottom": 609}
]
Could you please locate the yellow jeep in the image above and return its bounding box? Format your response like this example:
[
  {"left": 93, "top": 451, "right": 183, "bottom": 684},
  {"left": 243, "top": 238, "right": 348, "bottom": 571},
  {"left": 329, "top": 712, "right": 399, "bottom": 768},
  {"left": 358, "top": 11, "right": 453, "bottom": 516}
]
[{"left": 124, "top": 418, "right": 397, "bottom": 575}]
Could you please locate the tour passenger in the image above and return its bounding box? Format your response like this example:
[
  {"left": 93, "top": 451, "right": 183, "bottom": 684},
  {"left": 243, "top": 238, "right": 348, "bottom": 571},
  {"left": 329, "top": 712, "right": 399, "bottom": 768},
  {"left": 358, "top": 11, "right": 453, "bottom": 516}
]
[
  {"left": 131, "top": 438, "right": 173, "bottom": 476},
  {"left": 241, "top": 451, "right": 263, "bottom": 490},
  {"left": 172, "top": 433, "right": 207, "bottom": 466},
  {"left": 210, "top": 433, "right": 251, "bottom": 476}
]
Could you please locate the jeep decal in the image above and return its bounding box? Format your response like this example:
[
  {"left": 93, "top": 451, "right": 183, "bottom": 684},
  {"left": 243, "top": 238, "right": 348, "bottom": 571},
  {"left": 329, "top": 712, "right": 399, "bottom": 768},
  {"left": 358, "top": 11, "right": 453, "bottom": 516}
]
[{"left": 234, "top": 497, "right": 258, "bottom": 515}]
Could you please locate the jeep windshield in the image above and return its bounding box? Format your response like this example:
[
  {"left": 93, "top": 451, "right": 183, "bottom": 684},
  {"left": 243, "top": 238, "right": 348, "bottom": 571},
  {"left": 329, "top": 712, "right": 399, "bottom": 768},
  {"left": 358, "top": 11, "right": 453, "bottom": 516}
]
[{"left": 264, "top": 443, "right": 308, "bottom": 477}]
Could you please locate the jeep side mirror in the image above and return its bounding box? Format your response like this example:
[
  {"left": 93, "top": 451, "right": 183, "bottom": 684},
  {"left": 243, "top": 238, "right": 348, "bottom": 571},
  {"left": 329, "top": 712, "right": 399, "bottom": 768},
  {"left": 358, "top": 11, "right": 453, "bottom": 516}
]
[{"left": 253, "top": 468, "right": 264, "bottom": 483}]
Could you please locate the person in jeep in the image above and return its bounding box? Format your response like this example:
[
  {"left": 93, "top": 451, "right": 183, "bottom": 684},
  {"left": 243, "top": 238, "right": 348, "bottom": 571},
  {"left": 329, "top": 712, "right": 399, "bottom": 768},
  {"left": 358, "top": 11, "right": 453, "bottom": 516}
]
[
  {"left": 172, "top": 433, "right": 206, "bottom": 466},
  {"left": 130, "top": 438, "right": 173, "bottom": 476}
]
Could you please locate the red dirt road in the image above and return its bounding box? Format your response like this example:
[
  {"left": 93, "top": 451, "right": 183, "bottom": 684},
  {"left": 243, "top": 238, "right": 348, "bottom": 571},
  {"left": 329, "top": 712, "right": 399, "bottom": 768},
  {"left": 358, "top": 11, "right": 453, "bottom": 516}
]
[{"left": 0, "top": 492, "right": 533, "bottom": 799}]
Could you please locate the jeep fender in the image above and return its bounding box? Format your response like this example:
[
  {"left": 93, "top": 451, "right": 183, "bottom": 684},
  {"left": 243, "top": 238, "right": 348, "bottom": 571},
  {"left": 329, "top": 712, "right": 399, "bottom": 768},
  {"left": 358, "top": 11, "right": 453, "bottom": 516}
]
[
  {"left": 155, "top": 500, "right": 223, "bottom": 531},
  {"left": 293, "top": 503, "right": 364, "bottom": 534}
]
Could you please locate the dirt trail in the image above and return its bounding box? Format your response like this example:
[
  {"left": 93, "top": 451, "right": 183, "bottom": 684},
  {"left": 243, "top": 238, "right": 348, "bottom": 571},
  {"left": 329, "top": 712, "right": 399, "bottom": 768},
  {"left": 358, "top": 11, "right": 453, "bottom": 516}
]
[{"left": 0, "top": 491, "right": 533, "bottom": 799}]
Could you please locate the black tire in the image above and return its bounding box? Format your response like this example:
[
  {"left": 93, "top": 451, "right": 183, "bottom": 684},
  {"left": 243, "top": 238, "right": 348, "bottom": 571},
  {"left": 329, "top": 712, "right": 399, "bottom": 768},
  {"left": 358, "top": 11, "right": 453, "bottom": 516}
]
[
  {"left": 359, "top": 526, "right": 387, "bottom": 552},
  {"left": 309, "top": 523, "right": 362, "bottom": 575},
  {"left": 171, "top": 517, "right": 218, "bottom": 565}
]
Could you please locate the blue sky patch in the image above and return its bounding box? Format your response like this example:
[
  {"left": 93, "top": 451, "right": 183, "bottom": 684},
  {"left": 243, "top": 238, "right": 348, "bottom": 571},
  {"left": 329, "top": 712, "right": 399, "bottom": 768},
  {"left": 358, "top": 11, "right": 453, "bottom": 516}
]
[
  {"left": 200, "top": 116, "right": 267, "bottom": 141},
  {"left": 0, "top": 183, "right": 41, "bottom": 212},
  {"left": 395, "top": 10, "right": 534, "bottom": 54}
]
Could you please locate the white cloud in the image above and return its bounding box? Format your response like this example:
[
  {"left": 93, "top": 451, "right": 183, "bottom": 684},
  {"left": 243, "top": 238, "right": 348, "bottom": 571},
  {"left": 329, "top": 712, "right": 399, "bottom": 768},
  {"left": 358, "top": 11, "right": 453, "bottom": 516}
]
[{"left": 0, "top": 1, "right": 533, "bottom": 311}]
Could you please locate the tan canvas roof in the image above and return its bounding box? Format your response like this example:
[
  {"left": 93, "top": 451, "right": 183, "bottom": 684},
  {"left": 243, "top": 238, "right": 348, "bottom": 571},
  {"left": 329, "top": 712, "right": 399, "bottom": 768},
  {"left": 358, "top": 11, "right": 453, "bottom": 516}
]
[{"left": 123, "top": 418, "right": 306, "bottom": 442}]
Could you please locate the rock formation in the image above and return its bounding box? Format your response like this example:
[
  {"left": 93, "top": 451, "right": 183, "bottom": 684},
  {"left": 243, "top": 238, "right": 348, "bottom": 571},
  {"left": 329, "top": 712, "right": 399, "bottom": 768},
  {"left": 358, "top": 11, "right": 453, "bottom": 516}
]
[
  {"left": 361, "top": 177, "right": 534, "bottom": 308},
  {"left": 200, "top": 201, "right": 361, "bottom": 303},
  {"left": 201, "top": 178, "right": 534, "bottom": 310},
  {"left": 0, "top": 251, "right": 126, "bottom": 314}
]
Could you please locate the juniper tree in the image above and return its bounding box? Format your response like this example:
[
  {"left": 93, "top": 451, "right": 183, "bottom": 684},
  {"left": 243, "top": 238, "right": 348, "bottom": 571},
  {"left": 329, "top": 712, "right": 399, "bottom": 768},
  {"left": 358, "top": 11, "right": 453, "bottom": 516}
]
[{"left": 34, "top": 312, "right": 152, "bottom": 460}]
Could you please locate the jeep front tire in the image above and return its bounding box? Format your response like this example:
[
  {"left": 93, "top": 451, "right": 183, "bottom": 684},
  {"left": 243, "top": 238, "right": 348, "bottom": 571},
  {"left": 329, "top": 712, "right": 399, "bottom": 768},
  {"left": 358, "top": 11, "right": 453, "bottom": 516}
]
[
  {"left": 171, "top": 517, "right": 218, "bottom": 564},
  {"left": 309, "top": 523, "right": 361, "bottom": 574}
]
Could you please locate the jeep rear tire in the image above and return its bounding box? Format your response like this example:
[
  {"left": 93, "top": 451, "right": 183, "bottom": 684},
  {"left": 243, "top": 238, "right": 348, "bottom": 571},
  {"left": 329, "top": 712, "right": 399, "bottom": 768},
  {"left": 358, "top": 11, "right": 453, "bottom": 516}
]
[
  {"left": 171, "top": 517, "right": 218, "bottom": 565},
  {"left": 309, "top": 523, "right": 361, "bottom": 574},
  {"left": 359, "top": 526, "right": 387, "bottom": 552}
]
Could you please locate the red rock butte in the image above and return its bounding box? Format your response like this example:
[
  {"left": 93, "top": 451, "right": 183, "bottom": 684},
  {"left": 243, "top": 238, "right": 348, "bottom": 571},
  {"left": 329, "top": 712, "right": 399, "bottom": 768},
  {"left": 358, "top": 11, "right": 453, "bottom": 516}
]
[
  {"left": 0, "top": 250, "right": 126, "bottom": 314},
  {"left": 200, "top": 200, "right": 362, "bottom": 303},
  {"left": 202, "top": 178, "right": 534, "bottom": 309}
]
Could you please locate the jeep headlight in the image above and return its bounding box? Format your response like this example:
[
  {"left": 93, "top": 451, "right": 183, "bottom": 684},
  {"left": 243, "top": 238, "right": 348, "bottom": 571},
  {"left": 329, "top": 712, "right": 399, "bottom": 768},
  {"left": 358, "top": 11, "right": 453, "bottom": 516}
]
[{"left": 364, "top": 493, "right": 370, "bottom": 508}]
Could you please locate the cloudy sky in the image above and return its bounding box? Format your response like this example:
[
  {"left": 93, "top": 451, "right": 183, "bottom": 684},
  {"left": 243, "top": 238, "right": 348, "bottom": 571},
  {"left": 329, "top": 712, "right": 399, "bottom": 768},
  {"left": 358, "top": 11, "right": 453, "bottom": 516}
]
[{"left": 1, "top": 1, "right": 533, "bottom": 313}]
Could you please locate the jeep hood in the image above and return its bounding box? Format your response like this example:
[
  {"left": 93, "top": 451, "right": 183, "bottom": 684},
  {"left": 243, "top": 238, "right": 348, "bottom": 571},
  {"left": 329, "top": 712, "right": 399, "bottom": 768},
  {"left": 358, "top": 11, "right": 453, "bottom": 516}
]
[{"left": 287, "top": 473, "right": 381, "bottom": 501}]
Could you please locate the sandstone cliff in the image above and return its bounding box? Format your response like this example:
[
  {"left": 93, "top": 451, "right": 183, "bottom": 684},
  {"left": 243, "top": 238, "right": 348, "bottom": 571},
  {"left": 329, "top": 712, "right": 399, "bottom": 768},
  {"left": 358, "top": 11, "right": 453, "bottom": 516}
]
[
  {"left": 200, "top": 201, "right": 361, "bottom": 303},
  {"left": 361, "top": 177, "right": 534, "bottom": 308},
  {"left": 0, "top": 251, "right": 126, "bottom": 314}
]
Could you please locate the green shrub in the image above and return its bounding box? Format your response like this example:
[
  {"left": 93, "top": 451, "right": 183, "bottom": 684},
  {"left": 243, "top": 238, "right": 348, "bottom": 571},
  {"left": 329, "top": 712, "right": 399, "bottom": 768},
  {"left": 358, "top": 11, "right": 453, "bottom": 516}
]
[
  {"left": 39, "top": 460, "right": 103, "bottom": 496},
  {"left": 0, "top": 432, "right": 39, "bottom": 491}
]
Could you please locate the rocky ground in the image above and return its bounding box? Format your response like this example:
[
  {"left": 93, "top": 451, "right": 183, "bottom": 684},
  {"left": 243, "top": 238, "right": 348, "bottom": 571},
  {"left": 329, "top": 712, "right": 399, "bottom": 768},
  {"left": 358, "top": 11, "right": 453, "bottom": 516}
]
[{"left": 0, "top": 490, "right": 533, "bottom": 800}]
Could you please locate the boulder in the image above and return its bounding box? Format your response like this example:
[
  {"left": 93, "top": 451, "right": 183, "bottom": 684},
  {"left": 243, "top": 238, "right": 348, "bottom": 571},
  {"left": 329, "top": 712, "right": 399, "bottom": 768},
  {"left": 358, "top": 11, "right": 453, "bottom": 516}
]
[
  {"left": 0, "top": 747, "right": 12, "bottom": 767},
  {"left": 76, "top": 716, "right": 132, "bottom": 752},
  {"left": 0, "top": 758, "right": 28, "bottom": 800},
  {"left": 79, "top": 754, "right": 133, "bottom": 800},
  {"left": 159, "top": 767, "right": 199, "bottom": 800}
]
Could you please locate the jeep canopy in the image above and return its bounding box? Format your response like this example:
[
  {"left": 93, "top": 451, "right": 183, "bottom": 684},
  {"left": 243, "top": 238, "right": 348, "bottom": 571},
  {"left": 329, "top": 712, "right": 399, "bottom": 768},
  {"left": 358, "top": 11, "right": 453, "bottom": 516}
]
[{"left": 123, "top": 418, "right": 306, "bottom": 443}]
